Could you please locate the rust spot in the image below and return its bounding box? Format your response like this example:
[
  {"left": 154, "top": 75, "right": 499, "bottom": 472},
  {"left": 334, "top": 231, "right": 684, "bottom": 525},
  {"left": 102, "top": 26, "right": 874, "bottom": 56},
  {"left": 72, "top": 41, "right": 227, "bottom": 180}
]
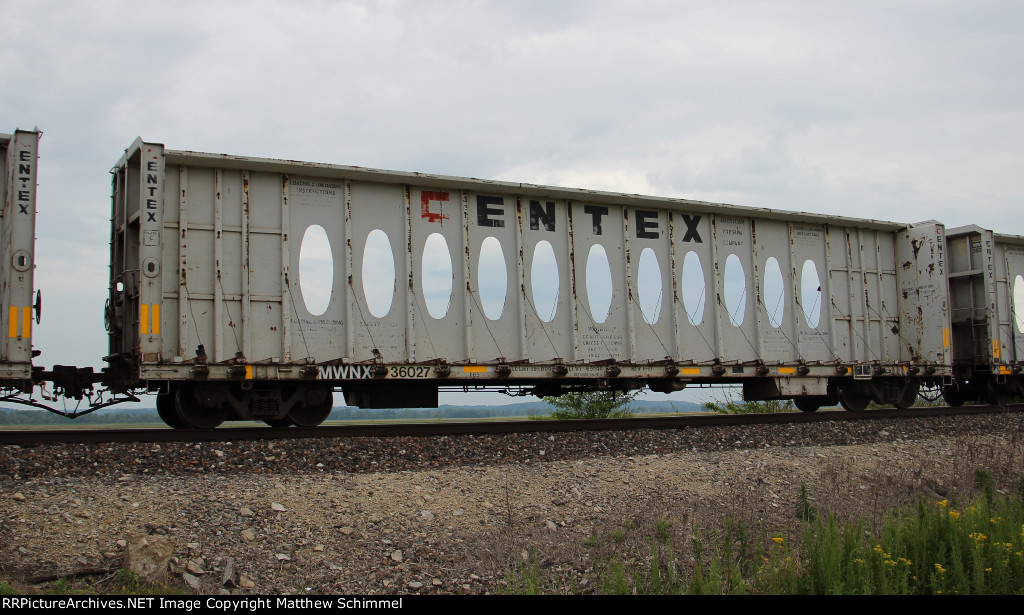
[{"left": 911, "top": 238, "right": 922, "bottom": 258}]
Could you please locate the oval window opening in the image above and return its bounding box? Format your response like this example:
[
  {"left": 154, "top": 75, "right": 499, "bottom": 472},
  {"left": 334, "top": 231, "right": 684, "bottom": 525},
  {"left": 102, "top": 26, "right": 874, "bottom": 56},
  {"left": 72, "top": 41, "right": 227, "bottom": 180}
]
[
  {"left": 362, "top": 229, "right": 395, "bottom": 318},
  {"left": 421, "top": 233, "right": 453, "bottom": 319},
  {"left": 586, "top": 244, "right": 613, "bottom": 324},
  {"left": 724, "top": 254, "right": 746, "bottom": 327},
  {"left": 531, "top": 241, "right": 559, "bottom": 322},
  {"left": 763, "top": 257, "right": 784, "bottom": 328},
  {"left": 681, "top": 251, "right": 705, "bottom": 325},
  {"left": 801, "top": 260, "right": 822, "bottom": 328},
  {"left": 299, "top": 225, "right": 334, "bottom": 316},
  {"left": 1014, "top": 275, "right": 1024, "bottom": 333},
  {"left": 478, "top": 237, "right": 507, "bottom": 320},
  {"left": 637, "top": 248, "right": 662, "bottom": 324}
]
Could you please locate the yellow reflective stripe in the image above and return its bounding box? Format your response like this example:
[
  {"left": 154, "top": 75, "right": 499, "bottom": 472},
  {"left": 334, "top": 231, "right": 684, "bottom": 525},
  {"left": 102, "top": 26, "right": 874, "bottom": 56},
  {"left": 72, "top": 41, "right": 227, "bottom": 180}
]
[
  {"left": 22, "top": 307, "right": 30, "bottom": 339},
  {"left": 1000, "top": 366, "right": 1011, "bottom": 375},
  {"left": 678, "top": 368, "right": 700, "bottom": 375},
  {"left": 245, "top": 365, "right": 253, "bottom": 379},
  {"left": 993, "top": 339, "right": 1001, "bottom": 359},
  {"left": 140, "top": 304, "right": 149, "bottom": 334},
  {"left": 463, "top": 366, "right": 487, "bottom": 373},
  {"left": 942, "top": 328, "right": 950, "bottom": 348},
  {"left": 8, "top": 307, "right": 17, "bottom": 338},
  {"left": 778, "top": 367, "right": 796, "bottom": 374},
  {"left": 152, "top": 304, "right": 160, "bottom": 335}
]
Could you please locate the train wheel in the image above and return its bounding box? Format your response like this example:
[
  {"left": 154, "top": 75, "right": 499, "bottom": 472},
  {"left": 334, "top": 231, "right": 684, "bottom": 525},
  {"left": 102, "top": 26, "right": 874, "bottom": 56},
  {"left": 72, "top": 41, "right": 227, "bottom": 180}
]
[
  {"left": 174, "top": 385, "right": 228, "bottom": 429},
  {"left": 793, "top": 397, "right": 821, "bottom": 413},
  {"left": 838, "top": 388, "right": 870, "bottom": 412},
  {"left": 894, "top": 381, "right": 920, "bottom": 409},
  {"left": 157, "top": 391, "right": 188, "bottom": 429},
  {"left": 941, "top": 386, "right": 965, "bottom": 407},
  {"left": 289, "top": 387, "right": 333, "bottom": 427}
]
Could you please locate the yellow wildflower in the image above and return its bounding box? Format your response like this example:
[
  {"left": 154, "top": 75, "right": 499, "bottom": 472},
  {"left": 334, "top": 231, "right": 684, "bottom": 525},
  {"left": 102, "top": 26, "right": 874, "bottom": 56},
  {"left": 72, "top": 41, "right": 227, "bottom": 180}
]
[
  {"left": 935, "top": 563, "right": 947, "bottom": 575},
  {"left": 937, "top": 500, "right": 949, "bottom": 508},
  {"left": 949, "top": 510, "right": 961, "bottom": 520}
]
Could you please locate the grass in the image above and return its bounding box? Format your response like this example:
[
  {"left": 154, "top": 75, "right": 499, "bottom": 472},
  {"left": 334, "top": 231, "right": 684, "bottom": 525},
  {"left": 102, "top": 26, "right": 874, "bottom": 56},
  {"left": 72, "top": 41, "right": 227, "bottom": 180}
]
[
  {"left": 0, "top": 570, "right": 179, "bottom": 596},
  {"left": 504, "top": 551, "right": 544, "bottom": 595},
  {"left": 503, "top": 471, "right": 1024, "bottom": 595}
]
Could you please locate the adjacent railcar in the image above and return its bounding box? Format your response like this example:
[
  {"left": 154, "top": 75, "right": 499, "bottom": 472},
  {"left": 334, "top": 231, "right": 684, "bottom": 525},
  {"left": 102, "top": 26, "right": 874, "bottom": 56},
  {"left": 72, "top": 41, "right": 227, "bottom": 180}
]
[
  {"left": 0, "top": 129, "right": 39, "bottom": 393},
  {"left": 944, "top": 226, "right": 1024, "bottom": 403},
  {"left": 103, "top": 138, "right": 953, "bottom": 428}
]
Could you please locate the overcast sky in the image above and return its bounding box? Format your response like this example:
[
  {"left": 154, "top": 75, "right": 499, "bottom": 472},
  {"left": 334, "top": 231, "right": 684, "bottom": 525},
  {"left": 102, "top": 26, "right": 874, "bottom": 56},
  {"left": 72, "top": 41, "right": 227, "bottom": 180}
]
[{"left": 3, "top": 0, "right": 1023, "bottom": 410}]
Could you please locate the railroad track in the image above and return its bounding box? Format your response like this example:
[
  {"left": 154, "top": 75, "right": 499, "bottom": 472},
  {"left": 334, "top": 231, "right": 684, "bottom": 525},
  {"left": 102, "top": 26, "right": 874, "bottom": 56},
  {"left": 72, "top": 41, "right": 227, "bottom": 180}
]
[{"left": 0, "top": 404, "right": 1016, "bottom": 446}]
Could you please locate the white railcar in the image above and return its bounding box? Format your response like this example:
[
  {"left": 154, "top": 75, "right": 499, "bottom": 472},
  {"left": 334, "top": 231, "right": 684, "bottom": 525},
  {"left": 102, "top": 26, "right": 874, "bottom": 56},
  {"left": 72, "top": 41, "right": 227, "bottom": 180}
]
[{"left": 104, "top": 139, "right": 955, "bottom": 427}]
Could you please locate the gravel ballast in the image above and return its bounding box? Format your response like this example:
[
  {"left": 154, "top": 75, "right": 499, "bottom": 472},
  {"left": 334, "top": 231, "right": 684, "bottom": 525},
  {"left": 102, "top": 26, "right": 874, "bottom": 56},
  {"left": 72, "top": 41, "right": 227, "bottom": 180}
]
[{"left": 1, "top": 412, "right": 1022, "bottom": 594}]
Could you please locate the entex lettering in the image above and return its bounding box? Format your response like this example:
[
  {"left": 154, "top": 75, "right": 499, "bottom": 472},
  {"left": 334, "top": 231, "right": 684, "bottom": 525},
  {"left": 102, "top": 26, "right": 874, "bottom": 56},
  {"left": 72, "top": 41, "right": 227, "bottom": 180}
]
[
  {"left": 423, "top": 192, "right": 704, "bottom": 242},
  {"left": 145, "top": 160, "right": 159, "bottom": 222},
  {"left": 17, "top": 149, "right": 32, "bottom": 214}
]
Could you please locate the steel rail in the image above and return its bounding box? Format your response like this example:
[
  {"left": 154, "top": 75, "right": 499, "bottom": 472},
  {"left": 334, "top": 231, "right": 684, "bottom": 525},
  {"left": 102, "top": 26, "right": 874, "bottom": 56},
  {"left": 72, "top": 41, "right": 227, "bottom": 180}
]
[{"left": 0, "top": 405, "right": 1017, "bottom": 446}]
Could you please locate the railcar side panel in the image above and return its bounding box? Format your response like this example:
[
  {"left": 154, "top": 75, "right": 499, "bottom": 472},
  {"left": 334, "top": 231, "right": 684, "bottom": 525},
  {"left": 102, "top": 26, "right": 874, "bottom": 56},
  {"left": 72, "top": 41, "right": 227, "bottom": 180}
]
[
  {"left": 994, "top": 235, "right": 1024, "bottom": 368},
  {"left": 1003, "top": 241, "right": 1024, "bottom": 364},
  {"left": 104, "top": 140, "right": 954, "bottom": 414},
  {"left": 896, "top": 222, "right": 952, "bottom": 365},
  {"left": 0, "top": 129, "right": 38, "bottom": 385}
]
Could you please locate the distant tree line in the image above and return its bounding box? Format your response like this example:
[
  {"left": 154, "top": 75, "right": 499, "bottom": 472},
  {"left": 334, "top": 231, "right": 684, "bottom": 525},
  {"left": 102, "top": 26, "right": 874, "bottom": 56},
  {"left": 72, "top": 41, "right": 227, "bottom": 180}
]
[{"left": 0, "top": 408, "right": 161, "bottom": 425}]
